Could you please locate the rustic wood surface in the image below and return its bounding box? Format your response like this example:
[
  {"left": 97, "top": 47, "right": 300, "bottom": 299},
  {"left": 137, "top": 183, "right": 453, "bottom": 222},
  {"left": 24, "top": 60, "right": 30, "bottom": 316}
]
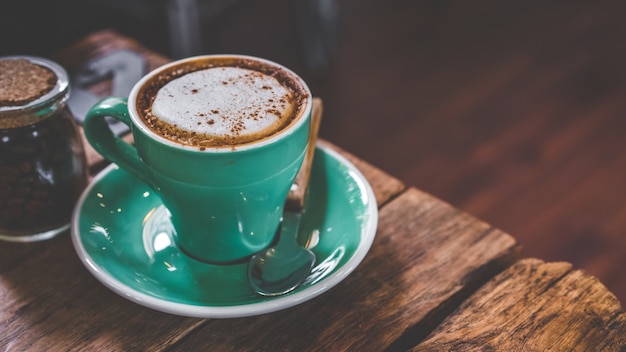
[
  {"left": 3, "top": 0, "right": 626, "bottom": 306},
  {"left": 118, "top": 0, "right": 626, "bottom": 306},
  {"left": 1, "top": 30, "right": 624, "bottom": 351},
  {"left": 170, "top": 188, "right": 520, "bottom": 351},
  {"left": 416, "top": 258, "right": 626, "bottom": 351}
]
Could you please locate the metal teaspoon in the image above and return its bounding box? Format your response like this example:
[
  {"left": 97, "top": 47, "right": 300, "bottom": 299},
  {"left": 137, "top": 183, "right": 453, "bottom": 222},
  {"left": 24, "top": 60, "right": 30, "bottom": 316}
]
[{"left": 247, "top": 98, "right": 323, "bottom": 296}]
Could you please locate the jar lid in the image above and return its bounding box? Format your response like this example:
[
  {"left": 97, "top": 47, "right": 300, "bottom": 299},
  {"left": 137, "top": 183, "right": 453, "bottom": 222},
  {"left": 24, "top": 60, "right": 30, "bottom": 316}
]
[
  {"left": 0, "top": 56, "right": 70, "bottom": 127},
  {"left": 0, "top": 56, "right": 69, "bottom": 110}
]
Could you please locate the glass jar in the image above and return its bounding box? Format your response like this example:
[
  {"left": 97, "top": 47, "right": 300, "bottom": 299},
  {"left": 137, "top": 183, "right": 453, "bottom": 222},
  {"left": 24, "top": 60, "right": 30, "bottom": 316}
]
[{"left": 0, "top": 56, "right": 88, "bottom": 242}]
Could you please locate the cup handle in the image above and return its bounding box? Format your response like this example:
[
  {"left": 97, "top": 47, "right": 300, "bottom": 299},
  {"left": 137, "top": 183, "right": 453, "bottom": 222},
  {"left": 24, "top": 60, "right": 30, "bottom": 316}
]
[{"left": 84, "top": 97, "right": 152, "bottom": 186}]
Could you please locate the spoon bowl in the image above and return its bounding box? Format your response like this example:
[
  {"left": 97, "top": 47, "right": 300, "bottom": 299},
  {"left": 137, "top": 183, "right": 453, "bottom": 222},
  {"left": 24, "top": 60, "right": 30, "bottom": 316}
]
[{"left": 247, "top": 212, "right": 315, "bottom": 296}]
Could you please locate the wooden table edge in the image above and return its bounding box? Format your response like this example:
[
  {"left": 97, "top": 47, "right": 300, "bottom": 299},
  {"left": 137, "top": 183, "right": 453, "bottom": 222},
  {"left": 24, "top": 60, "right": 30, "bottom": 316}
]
[{"left": 50, "top": 29, "right": 625, "bottom": 351}]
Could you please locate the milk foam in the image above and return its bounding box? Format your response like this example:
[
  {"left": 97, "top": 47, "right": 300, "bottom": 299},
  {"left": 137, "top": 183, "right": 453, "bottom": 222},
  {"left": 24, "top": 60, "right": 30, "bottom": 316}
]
[{"left": 151, "top": 67, "right": 295, "bottom": 141}]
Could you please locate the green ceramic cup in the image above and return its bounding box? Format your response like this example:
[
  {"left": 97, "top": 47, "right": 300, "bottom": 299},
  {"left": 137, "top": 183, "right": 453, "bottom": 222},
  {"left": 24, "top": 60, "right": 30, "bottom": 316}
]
[{"left": 83, "top": 55, "right": 312, "bottom": 264}]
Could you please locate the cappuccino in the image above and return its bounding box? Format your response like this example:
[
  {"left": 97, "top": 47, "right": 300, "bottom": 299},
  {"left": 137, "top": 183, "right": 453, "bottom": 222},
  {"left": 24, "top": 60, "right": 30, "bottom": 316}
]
[
  {"left": 137, "top": 57, "right": 309, "bottom": 148},
  {"left": 85, "top": 54, "right": 313, "bottom": 263}
]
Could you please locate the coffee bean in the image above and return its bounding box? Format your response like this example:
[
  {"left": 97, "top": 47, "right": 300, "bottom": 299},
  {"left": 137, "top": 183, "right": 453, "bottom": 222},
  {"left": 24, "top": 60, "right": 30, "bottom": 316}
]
[
  {"left": 11, "top": 143, "right": 37, "bottom": 155},
  {"left": 13, "top": 186, "right": 32, "bottom": 197},
  {"left": 25, "top": 200, "right": 46, "bottom": 214},
  {"left": 1, "top": 207, "right": 23, "bottom": 221},
  {"left": 1, "top": 107, "right": 88, "bottom": 234},
  {"left": 17, "top": 160, "right": 34, "bottom": 173},
  {"left": 30, "top": 127, "right": 50, "bottom": 138},
  {"left": 31, "top": 186, "right": 51, "bottom": 199},
  {"left": 7, "top": 197, "right": 25, "bottom": 206}
]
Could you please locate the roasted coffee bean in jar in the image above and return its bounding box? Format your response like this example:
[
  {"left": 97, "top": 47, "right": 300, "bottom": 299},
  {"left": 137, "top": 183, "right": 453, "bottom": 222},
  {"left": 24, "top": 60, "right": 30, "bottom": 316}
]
[{"left": 0, "top": 56, "right": 88, "bottom": 242}]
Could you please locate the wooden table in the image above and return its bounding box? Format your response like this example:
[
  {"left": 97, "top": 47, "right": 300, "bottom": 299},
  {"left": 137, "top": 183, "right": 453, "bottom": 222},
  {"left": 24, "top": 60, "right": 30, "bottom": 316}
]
[{"left": 1, "top": 30, "right": 625, "bottom": 351}]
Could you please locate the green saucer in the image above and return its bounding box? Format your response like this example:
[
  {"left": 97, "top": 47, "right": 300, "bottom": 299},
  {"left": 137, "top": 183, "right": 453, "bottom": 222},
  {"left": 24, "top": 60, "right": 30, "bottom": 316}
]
[{"left": 71, "top": 144, "right": 377, "bottom": 318}]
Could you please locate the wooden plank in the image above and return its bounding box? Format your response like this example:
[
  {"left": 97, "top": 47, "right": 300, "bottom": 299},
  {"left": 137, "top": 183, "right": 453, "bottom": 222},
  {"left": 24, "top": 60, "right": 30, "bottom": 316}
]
[
  {"left": 0, "top": 235, "right": 205, "bottom": 351},
  {"left": 3, "top": 6, "right": 625, "bottom": 351},
  {"left": 169, "top": 188, "right": 520, "bottom": 351},
  {"left": 0, "top": 143, "right": 405, "bottom": 351},
  {"left": 319, "top": 140, "right": 405, "bottom": 207},
  {"left": 415, "top": 258, "right": 626, "bottom": 351},
  {"left": 301, "top": 0, "right": 626, "bottom": 305},
  {"left": 52, "top": 29, "right": 170, "bottom": 75},
  {"left": 1, "top": 35, "right": 406, "bottom": 348}
]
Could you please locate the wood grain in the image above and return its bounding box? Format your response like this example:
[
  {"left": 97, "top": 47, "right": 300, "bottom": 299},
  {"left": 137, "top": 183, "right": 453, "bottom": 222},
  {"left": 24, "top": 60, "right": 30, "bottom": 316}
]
[
  {"left": 2, "top": 23, "right": 624, "bottom": 351},
  {"left": 52, "top": 29, "right": 170, "bottom": 75},
  {"left": 169, "top": 188, "right": 520, "bottom": 351},
  {"left": 140, "top": 0, "right": 625, "bottom": 306},
  {"left": 303, "top": 0, "right": 626, "bottom": 306},
  {"left": 0, "top": 235, "right": 204, "bottom": 351},
  {"left": 6, "top": 0, "right": 626, "bottom": 305},
  {"left": 1, "top": 32, "right": 408, "bottom": 349},
  {"left": 319, "top": 140, "right": 405, "bottom": 208},
  {"left": 416, "top": 258, "right": 626, "bottom": 351},
  {"left": 0, "top": 111, "right": 411, "bottom": 351}
]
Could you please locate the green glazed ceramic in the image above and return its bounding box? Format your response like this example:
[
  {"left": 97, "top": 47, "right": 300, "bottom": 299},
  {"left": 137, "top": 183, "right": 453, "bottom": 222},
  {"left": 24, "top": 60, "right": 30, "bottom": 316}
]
[
  {"left": 83, "top": 55, "right": 312, "bottom": 264},
  {"left": 71, "top": 144, "right": 377, "bottom": 318}
]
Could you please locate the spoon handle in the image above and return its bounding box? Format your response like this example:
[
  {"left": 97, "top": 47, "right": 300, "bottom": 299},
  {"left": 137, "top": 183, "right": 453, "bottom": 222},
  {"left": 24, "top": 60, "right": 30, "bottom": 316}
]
[{"left": 285, "top": 97, "right": 323, "bottom": 211}]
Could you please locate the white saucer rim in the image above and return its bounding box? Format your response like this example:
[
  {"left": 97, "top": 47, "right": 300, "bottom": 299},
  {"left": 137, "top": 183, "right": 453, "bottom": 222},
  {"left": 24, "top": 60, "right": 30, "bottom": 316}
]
[{"left": 71, "top": 143, "right": 378, "bottom": 318}]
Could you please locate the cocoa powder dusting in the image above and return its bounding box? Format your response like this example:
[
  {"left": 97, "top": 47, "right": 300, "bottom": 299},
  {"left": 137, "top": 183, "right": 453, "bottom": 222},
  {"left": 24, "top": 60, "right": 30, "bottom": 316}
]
[{"left": 135, "top": 56, "right": 310, "bottom": 148}]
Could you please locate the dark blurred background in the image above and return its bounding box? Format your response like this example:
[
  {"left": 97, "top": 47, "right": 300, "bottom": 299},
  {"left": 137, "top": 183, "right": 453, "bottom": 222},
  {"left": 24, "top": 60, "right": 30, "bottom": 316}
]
[{"left": 2, "top": 0, "right": 626, "bottom": 304}]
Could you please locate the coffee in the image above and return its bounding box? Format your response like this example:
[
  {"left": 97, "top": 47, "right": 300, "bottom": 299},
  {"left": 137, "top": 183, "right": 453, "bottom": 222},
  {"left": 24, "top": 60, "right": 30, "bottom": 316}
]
[
  {"left": 84, "top": 54, "right": 312, "bottom": 263},
  {"left": 0, "top": 56, "right": 88, "bottom": 241},
  {"left": 136, "top": 57, "right": 309, "bottom": 148}
]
